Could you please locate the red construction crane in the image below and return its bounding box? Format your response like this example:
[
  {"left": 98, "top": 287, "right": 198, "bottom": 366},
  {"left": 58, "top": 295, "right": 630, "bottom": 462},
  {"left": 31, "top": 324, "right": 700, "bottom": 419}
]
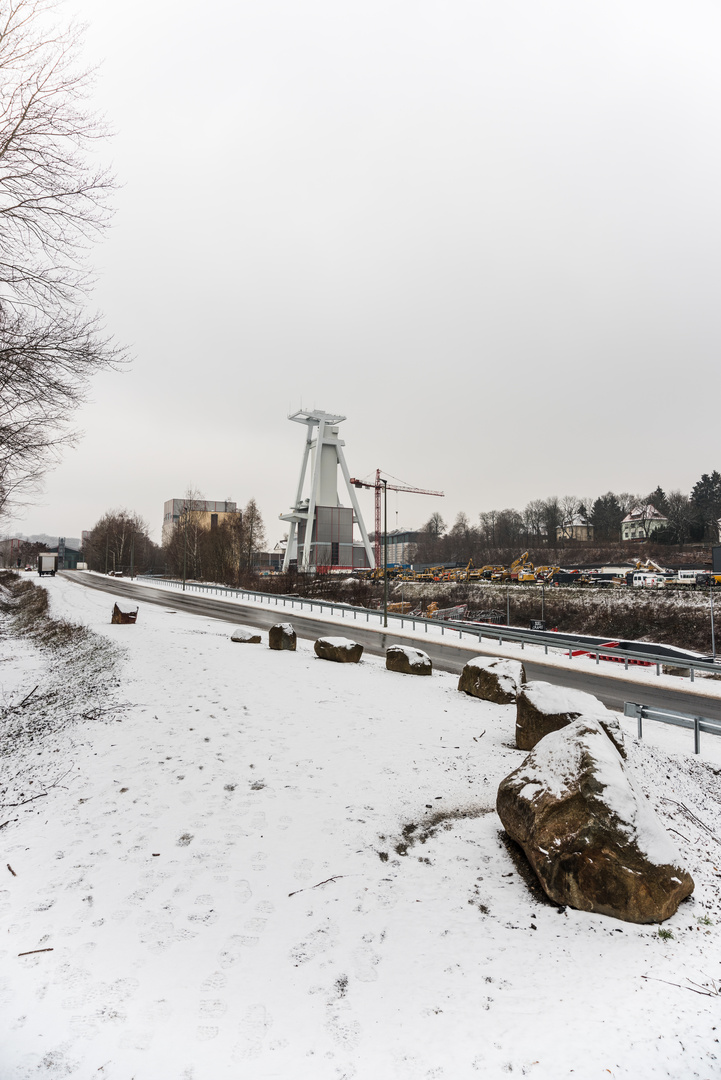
[{"left": 349, "top": 469, "right": 444, "bottom": 569}]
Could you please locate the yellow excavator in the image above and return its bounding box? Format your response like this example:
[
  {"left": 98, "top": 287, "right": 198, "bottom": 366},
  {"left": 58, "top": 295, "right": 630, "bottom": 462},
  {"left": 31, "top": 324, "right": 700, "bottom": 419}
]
[
  {"left": 535, "top": 565, "right": 560, "bottom": 582},
  {"left": 499, "top": 551, "right": 535, "bottom": 582}
]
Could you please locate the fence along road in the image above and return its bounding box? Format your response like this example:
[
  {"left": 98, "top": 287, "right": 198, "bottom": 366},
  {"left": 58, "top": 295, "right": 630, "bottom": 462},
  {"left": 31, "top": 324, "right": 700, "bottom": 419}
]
[{"left": 62, "top": 572, "right": 721, "bottom": 723}]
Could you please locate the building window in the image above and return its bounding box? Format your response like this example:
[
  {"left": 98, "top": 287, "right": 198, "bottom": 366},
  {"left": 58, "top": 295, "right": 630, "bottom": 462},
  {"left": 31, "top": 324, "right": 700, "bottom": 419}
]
[{"left": 331, "top": 542, "right": 339, "bottom": 565}]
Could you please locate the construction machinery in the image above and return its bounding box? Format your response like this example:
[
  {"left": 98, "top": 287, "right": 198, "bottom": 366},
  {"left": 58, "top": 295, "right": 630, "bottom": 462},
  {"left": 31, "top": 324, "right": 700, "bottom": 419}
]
[
  {"left": 535, "top": 565, "right": 560, "bottom": 582},
  {"left": 496, "top": 551, "right": 535, "bottom": 582},
  {"left": 349, "top": 470, "right": 444, "bottom": 570},
  {"left": 635, "top": 559, "right": 665, "bottom": 574}
]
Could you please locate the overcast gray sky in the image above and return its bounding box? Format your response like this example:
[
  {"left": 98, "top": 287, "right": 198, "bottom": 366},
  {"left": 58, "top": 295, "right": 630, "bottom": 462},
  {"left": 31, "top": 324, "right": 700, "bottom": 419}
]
[{"left": 9, "top": 0, "right": 721, "bottom": 545}]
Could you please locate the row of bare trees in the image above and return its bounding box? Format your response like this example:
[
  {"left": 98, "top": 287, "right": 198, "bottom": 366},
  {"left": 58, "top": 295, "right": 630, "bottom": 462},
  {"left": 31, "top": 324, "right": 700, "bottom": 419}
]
[{"left": 85, "top": 495, "right": 267, "bottom": 584}]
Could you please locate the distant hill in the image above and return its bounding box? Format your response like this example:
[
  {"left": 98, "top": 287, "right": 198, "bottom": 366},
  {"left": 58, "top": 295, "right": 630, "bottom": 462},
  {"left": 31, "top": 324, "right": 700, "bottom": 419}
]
[{"left": 16, "top": 533, "right": 82, "bottom": 549}]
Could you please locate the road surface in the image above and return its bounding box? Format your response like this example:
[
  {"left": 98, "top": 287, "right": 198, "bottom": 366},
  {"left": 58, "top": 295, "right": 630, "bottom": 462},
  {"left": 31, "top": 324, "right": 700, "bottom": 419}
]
[{"left": 62, "top": 572, "right": 721, "bottom": 722}]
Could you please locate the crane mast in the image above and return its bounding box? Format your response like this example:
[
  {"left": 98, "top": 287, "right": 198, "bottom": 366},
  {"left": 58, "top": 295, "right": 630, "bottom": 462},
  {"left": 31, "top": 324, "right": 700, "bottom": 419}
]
[{"left": 349, "top": 470, "right": 444, "bottom": 569}]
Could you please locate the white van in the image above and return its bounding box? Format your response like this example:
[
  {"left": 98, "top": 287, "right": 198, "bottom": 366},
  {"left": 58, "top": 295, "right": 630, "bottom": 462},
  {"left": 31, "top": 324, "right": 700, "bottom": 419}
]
[{"left": 632, "top": 572, "right": 665, "bottom": 588}]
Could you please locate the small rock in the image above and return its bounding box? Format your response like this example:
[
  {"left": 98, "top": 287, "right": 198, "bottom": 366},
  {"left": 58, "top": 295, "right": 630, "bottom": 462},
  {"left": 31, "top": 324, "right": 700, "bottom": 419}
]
[
  {"left": 458, "top": 657, "right": 525, "bottom": 703},
  {"left": 231, "top": 627, "right": 262, "bottom": 644},
  {"left": 386, "top": 645, "right": 432, "bottom": 676},
  {"left": 516, "top": 681, "right": 625, "bottom": 755},
  {"left": 314, "top": 637, "right": 363, "bottom": 663},
  {"left": 269, "top": 623, "right": 297, "bottom": 651}
]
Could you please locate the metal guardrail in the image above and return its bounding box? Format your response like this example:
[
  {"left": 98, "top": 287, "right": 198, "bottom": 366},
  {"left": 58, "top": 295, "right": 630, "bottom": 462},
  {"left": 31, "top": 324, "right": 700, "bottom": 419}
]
[
  {"left": 123, "top": 574, "right": 721, "bottom": 682},
  {"left": 624, "top": 701, "right": 721, "bottom": 754}
]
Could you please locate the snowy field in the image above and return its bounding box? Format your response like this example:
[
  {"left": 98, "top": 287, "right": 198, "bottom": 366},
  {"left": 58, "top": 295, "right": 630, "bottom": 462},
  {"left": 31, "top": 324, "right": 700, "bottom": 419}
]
[{"left": 1, "top": 574, "right": 721, "bottom": 1079}]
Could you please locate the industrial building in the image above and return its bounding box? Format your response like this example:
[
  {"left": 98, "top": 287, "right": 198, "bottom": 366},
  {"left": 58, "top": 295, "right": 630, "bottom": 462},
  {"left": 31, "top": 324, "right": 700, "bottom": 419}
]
[
  {"left": 280, "top": 410, "right": 373, "bottom": 572},
  {"left": 162, "top": 499, "right": 240, "bottom": 546}
]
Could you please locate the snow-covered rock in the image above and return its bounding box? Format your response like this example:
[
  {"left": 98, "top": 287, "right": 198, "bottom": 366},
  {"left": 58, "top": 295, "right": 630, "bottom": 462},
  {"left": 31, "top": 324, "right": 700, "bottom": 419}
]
[
  {"left": 269, "top": 622, "right": 297, "bottom": 651},
  {"left": 458, "top": 656, "right": 525, "bottom": 703},
  {"left": 314, "top": 636, "right": 363, "bottom": 663},
  {"left": 497, "top": 717, "right": 694, "bottom": 923},
  {"left": 231, "top": 627, "right": 262, "bottom": 643},
  {"left": 516, "top": 680, "right": 625, "bottom": 753},
  {"left": 386, "top": 645, "right": 432, "bottom": 676}
]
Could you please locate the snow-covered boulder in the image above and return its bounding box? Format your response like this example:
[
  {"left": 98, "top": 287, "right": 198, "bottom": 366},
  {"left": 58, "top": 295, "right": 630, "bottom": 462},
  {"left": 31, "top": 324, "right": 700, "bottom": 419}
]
[
  {"left": 231, "top": 627, "right": 262, "bottom": 644},
  {"left": 458, "top": 657, "right": 525, "bottom": 703},
  {"left": 516, "top": 681, "right": 624, "bottom": 754},
  {"left": 314, "top": 637, "right": 363, "bottom": 664},
  {"left": 386, "top": 645, "right": 432, "bottom": 676},
  {"left": 496, "top": 718, "right": 694, "bottom": 923},
  {"left": 269, "top": 623, "right": 297, "bottom": 651}
]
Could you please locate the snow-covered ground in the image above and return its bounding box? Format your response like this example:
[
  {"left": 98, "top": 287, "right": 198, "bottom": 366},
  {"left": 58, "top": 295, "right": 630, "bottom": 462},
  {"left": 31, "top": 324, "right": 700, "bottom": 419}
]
[{"left": 2, "top": 575, "right": 721, "bottom": 1079}]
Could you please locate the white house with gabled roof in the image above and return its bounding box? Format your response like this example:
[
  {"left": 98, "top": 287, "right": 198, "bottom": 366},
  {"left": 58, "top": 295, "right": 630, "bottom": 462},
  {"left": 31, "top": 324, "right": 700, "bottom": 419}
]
[{"left": 621, "top": 504, "right": 668, "bottom": 541}]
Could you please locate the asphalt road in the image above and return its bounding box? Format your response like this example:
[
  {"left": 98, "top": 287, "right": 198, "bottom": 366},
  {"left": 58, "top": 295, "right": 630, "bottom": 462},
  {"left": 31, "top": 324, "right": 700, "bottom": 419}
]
[{"left": 63, "top": 572, "right": 721, "bottom": 723}]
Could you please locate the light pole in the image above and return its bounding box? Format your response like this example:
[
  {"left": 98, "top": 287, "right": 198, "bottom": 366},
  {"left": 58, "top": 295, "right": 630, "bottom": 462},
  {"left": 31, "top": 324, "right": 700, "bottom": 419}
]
[
  {"left": 182, "top": 503, "right": 188, "bottom": 591},
  {"left": 381, "top": 478, "right": 388, "bottom": 627},
  {"left": 711, "top": 580, "right": 716, "bottom": 661},
  {"left": 541, "top": 580, "right": 545, "bottom": 624}
]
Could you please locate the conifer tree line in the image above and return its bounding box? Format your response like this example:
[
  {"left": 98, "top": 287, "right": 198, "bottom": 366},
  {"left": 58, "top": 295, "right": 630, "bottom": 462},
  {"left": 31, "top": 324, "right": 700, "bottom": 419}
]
[{"left": 413, "top": 471, "right": 721, "bottom": 566}]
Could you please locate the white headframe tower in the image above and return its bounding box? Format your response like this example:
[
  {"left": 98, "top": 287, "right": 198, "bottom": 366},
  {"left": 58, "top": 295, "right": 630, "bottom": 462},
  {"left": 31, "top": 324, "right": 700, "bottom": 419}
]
[{"left": 280, "top": 410, "right": 375, "bottom": 572}]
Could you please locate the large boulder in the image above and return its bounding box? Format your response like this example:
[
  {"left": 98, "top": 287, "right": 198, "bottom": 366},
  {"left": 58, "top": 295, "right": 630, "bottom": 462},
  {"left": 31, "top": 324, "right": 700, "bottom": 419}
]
[
  {"left": 314, "top": 636, "right": 363, "bottom": 664},
  {"left": 269, "top": 623, "right": 297, "bottom": 651},
  {"left": 231, "top": 627, "right": 262, "bottom": 644},
  {"left": 386, "top": 645, "right": 432, "bottom": 676},
  {"left": 516, "top": 681, "right": 625, "bottom": 754},
  {"left": 458, "top": 657, "right": 525, "bottom": 703},
  {"left": 497, "top": 718, "right": 694, "bottom": 923}
]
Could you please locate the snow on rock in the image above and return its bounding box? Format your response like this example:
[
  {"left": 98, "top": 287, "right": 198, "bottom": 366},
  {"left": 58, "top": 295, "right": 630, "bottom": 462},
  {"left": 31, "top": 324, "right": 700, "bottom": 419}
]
[
  {"left": 314, "top": 636, "right": 363, "bottom": 663},
  {"left": 516, "top": 680, "right": 625, "bottom": 754},
  {"left": 268, "top": 622, "right": 297, "bottom": 651},
  {"left": 497, "top": 717, "right": 694, "bottom": 923},
  {"left": 458, "top": 656, "right": 525, "bottom": 704},
  {"left": 386, "top": 644, "right": 432, "bottom": 676},
  {"left": 230, "top": 626, "right": 262, "bottom": 643}
]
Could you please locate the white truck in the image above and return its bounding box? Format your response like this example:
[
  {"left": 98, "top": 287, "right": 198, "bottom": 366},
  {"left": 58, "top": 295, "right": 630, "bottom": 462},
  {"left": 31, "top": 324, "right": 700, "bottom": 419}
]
[
  {"left": 632, "top": 572, "right": 665, "bottom": 588},
  {"left": 38, "top": 553, "right": 58, "bottom": 577}
]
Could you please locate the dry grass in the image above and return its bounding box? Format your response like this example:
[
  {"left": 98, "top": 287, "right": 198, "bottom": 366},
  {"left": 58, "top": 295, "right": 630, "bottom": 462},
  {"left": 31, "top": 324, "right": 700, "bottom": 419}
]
[{"left": 0, "top": 571, "right": 88, "bottom": 649}]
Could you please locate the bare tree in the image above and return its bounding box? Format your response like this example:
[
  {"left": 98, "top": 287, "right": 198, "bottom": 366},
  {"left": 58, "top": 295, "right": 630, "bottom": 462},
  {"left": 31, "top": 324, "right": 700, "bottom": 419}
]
[
  {"left": 523, "top": 500, "right": 545, "bottom": 542},
  {"left": 240, "top": 498, "right": 266, "bottom": 570},
  {"left": 0, "top": 0, "right": 123, "bottom": 519},
  {"left": 86, "top": 509, "right": 158, "bottom": 574}
]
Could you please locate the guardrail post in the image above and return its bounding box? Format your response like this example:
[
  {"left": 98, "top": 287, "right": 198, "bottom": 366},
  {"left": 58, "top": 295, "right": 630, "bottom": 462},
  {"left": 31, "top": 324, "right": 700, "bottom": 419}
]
[
  {"left": 690, "top": 666, "right": 695, "bottom": 682},
  {"left": 637, "top": 707, "right": 643, "bottom": 740},
  {"left": 625, "top": 657, "right": 628, "bottom": 671},
  {"left": 694, "top": 717, "right": 700, "bottom": 754},
  {"left": 595, "top": 652, "right": 599, "bottom": 665},
  {"left": 656, "top": 662, "right": 659, "bottom": 676}
]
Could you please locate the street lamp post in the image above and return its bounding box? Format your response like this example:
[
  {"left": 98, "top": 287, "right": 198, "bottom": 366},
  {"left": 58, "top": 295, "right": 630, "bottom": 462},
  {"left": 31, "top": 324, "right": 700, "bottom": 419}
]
[
  {"left": 381, "top": 479, "right": 389, "bottom": 627},
  {"left": 711, "top": 581, "right": 716, "bottom": 661},
  {"left": 541, "top": 580, "right": 545, "bottom": 623},
  {"left": 182, "top": 504, "right": 188, "bottom": 591}
]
